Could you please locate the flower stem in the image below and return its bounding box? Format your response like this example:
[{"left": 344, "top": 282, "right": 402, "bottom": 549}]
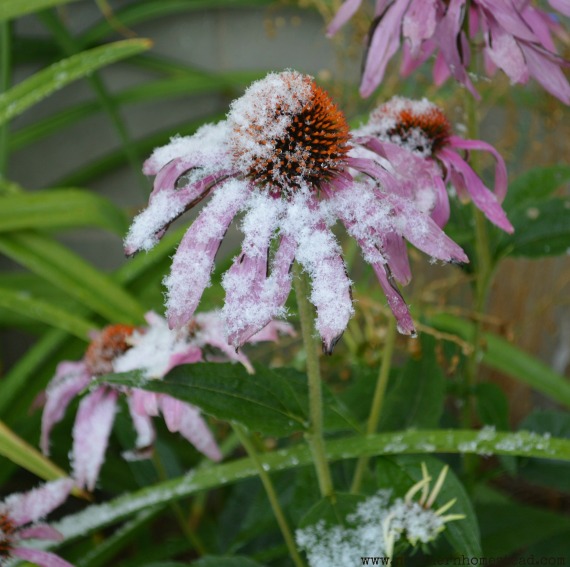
[
  {"left": 350, "top": 316, "right": 397, "bottom": 493},
  {"left": 292, "top": 262, "right": 335, "bottom": 501},
  {"left": 233, "top": 424, "right": 306, "bottom": 567}
]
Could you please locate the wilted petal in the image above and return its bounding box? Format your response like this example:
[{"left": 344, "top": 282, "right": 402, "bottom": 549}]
[
  {"left": 484, "top": 21, "right": 529, "bottom": 84},
  {"left": 12, "top": 547, "right": 74, "bottom": 567},
  {"left": 403, "top": 0, "right": 439, "bottom": 54},
  {"left": 165, "top": 179, "right": 249, "bottom": 329},
  {"left": 401, "top": 38, "right": 437, "bottom": 77},
  {"left": 361, "top": 0, "right": 411, "bottom": 97},
  {"left": 523, "top": 6, "right": 557, "bottom": 51},
  {"left": 130, "top": 388, "right": 159, "bottom": 417},
  {"left": 41, "top": 362, "right": 91, "bottom": 455},
  {"left": 478, "top": 0, "right": 538, "bottom": 42},
  {"left": 176, "top": 401, "right": 222, "bottom": 461},
  {"left": 432, "top": 49, "right": 451, "bottom": 86},
  {"left": 248, "top": 320, "right": 296, "bottom": 343},
  {"left": 18, "top": 524, "right": 63, "bottom": 541},
  {"left": 382, "top": 232, "right": 412, "bottom": 285},
  {"left": 439, "top": 147, "right": 514, "bottom": 233},
  {"left": 6, "top": 479, "right": 73, "bottom": 526},
  {"left": 447, "top": 135, "right": 508, "bottom": 201},
  {"left": 127, "top": 395, "right": 156, "bottom": 450},
  {"left": 372, "top": 263, "right": 416, "bottom": 336},
  {"left": 72, "top": 388, "right": 118, "bottom": 491},
  {"left": 519, "top": 43, "right": 570, "bottom": 104},
  {"left": 327, "top": 0, "right": 363, "bottom": 35}
]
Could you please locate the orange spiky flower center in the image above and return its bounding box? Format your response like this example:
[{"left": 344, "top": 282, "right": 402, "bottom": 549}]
[
  {"left": 231, "top": 74, "right": 350, "bottom": 193},
  {"left": 85, "top": 324, "right": 138, "bottom": 376},
  {"left": 371, "top": 100, "right": 452, "bottom": 156},
  {"left": 0, "top": 513, "right": 16, "bottom": 560}
]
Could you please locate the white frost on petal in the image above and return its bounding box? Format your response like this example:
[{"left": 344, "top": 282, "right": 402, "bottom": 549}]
[{"left": 3, "top": 479, "right": 74, "bottom": 527}]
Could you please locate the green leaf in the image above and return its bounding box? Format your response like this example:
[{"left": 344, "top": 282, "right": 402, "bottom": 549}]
[
  {"left": 478, "top": 501, "right": 570, "bottom": 556},
  {"left": 37, "top": 429, "right": 570, "bottom": 550},
  {"left": 0, "top": 189, "right": 129, "bottom": 234},
  {"left": 428, "top": 312, "right": 570, "bottom": 407},
  {"left": 0, "top": 38, "right": 151, "bottom": 126},
  {"left": 299, "top": 493, "right": 365, "bottom": 529},
  {"left": 0, "top": 419, "right": 69, "bottom": 481},
  {"left": 0, "top": 0, "right": 80, "bottom": 22},
  {"left": 389, "top": 455, "right": 481, "bottom": 556},
  {"left": 503, "top": 164, "right": 570, "bottom": 210},
  {"left": 0, "top": 231, "right": 145, "bottom": 324},
  {"left": 379, "top": 335, "right": 445, "bottom": 431},
  {"left": 0, "top": 287, "right": 94, "bottom": 338},
  {"left": 474, "top": 382, "right": 510, "bottom": 431},
  {"left": 102, "top": 363, "right": 308, "bottom": 437}
]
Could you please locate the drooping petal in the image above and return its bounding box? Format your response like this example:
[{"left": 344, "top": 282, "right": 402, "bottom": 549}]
[
  {"left": 290, "top": 195, "right": 354, "bottom": 354},
  {"left": 222, "top": 192, "right": 285, "bottom": 348},
  {"left": 477, "top": 0, "right": 538, "bottom": 42},
  {"left": 432, "top": 49, "right": 451, "bottom": 86},
  {"left": 124, "top": 157, "right": 231, "bottom": 255},
  {"left": 484, "top": 21, "right": 529, "bottom": 84},
  {"left": 523, "top": 6, "right": 557, "bottom": 51},
  {"left": 127, "top": 395, "right": 156, "bottom": 450},
  {"left": 361, "top": 0, "right": 411, "bottom": 97},
  {"left": 174, "top": 400, "right": 222, "bottom": 461},
  {"left": 17, "top": 524, "right": 63, "bottom": 541},
  {"left": 447, "top": 135, "right": 509, "bottom": 201},
  {"left": 72, "top": 388, "right": 118, "bottom": 491},
  {"left": 5, "top": 479, "right": 73, "bottom": 527},
  {"left": 159, "top": 394, "right": 186, "bottom": 433},
  {"left": 164, "top": 179, "right": 249, "bottom": 329},
  {"left": 402, "top": 0, "right": 439, "bottom": 54},
  {"left": 519, "top": 42, "right": 570, "bottom": 105},
  {"left": 164, "top": 346, "right": 203, "bottom": 375},
  {"left": 372, "top": 262, "right": 416, "bottom": 336},
  {"left": 549, "top": 0, "right": 570, "bottom": 17},
  {"left": 12, "top": 547, "right": 74, "bottom": 567},
  {"left": 248, "top": 320, "right": 296, "bottom": 343},
  {"left": 130, "top": 389, "right": 159, "bottom": 417},
  {"left": 381, "top": 232, "right": 412, "bottom": 285},
  {"left": 327, "top": 0, "right": 363, "bottom": 36},
  {"left": 439, "top": 147, "right": 514, "bottom": 233},
  {"left": 436, "top": 0, "right": 479, "bottom": 98},
  {"left": 41, "top": 361, "right": 91, "bottom": 455}
]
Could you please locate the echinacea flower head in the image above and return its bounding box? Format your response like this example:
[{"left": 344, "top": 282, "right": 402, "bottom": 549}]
[
  {"left": 41, "top": 311, "right": 290, "bottom": 491},
  {"left": 125, "top": 71, "right": 468, "bottom": 351},
  {"left": 0, "top": 478, "right": 74, "bottom": 567},
  {"left": 328, "top": 0, "right": 570, "bottom": 103},
  {"left": 356, "top": 96, "right": 513, "bottom": 233}
]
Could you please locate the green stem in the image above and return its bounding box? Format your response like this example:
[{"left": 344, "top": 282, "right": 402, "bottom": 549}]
[
  {"left": 233, "top": 424, "right": 306, "bottom": 567},
  {"left": 350, "top": 317, "right": 397, "bottom": 493},
  {"left": 151, "top": 453, "right": 207, "bottom": 555},
  {"left": 39, "top": 11, "right": 148, "bottom": 194},
  {"left": 0, "top": 21, "right": 10, "bottom": 179},
  {"left": 292, "top": 262, "right": 335, "bottom": 500}
]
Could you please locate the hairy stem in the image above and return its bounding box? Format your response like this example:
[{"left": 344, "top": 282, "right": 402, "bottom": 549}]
[
  {"left": 350, "top": 317, "right": 397, "bottom": 493},
  {"left": 293, "top": 262, "right": 335, "bottom": 500},
  {"left": 233, "top": 424, "right": 306, "bottom": 567}
]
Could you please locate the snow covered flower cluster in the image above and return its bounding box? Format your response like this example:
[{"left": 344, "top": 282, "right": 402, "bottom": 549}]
[
  {"left": 354, "top": 96, "right": 513, "bottom": 233},
  {"left": 40, "top": 310, "right": 291, "bottom": 491},
  {"left": 295, "top": 464, "right": 464, "bottom": 567},
  {"left": 328, "top": 0, "right": 570, "bottom": 103},
  {"left": 125, "top": 70, "right": 469, "bottom": 351},
  {"left": 0, "top": 479, "right": 74, "bottom": 567}
]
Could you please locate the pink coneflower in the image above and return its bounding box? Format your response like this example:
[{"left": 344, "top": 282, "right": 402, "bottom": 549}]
[
  {"left": 355, "top": 96, "right": 513, "bottom": 233},
  {"left": 328, "top": 0, "right": 570, "bottom": 103},
  {"left": 125, "top": 71, "right": 468, "bottom": 352},
  {"left": 41, "top": 311, "right": 290, "bottom": 491},
  {"left": 0, "top": 479, "right": 74, "bottom": 567}
]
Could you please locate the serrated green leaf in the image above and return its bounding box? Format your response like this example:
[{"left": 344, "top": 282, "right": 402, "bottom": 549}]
[
  {"left": 503, "top": 164, "right": 570, "bottom": 210},
  {"left": 0, "top": 189, "right": 129, "bottom": 234},
  {"left": 0, "top": 0, "right": 80, "bottom": 22},
  {"left": 0, "top": 287, "right": 94, "bottom": 338},
  {"left": 497, "top": 197, "right": 570, "bottom": 258},
  {"left": 379, "top": 335, "right": 445, "bottom": 431},
  {"left": 389, "top": 455, "right": 481, "bottom": 556},
  {"left": 0, "top": 38, "right": 151, "bottom": 126},
  {"left": 428, "top": 312, "right": 570, "bottom": 407},
  {"left": 0, "top": 231, "right": 145, "bottom": 324},
  {"left": 101, "top": 363, "right": 308, "bottom": 436}
]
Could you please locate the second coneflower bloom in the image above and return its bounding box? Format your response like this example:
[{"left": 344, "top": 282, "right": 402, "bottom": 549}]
[{"left": 125, "top": 71, "right": 468, "bottom": 352}]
